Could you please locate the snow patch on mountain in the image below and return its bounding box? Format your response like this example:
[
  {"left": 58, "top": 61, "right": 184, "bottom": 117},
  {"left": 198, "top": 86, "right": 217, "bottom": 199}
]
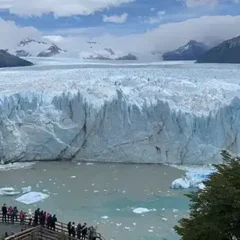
[
  {"left": 79, "top": 42, "right": 137, "bottom": 60},
  {"left": 9, "top": 38, "right": 66, "bottom": 57}
]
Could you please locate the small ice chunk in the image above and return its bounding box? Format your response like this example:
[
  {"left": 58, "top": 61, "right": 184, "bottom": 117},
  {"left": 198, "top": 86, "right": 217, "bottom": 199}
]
[
  {"left": 94, "top": 190, "right": 99, "bottom": 193},
  {"left": 70, "top": 176, "right": 76, "bottom": 179},
  {"left": 116, "top": 223, "right": 122, "bottom": 227},
  {"left": 162, "top": 208, "right": 165, "bottom": 211},
  {"left": 84, "top": 189, "right": 88, "bottom": 192},
  {"left": 162, "top": 217, "right": 168, "bottom": 221},
  {"left": 101, "top": 216, "right": 109, "bottom": 219},
  {"left": 148, "top": 230, "right": 153, "bottom": 232},
  {"left": 22, "top": 186, "right": 31, "bottom": 194},
  {"left": 116, "top": 209, "right": 121, "bottom": 211},
  {"left": 77, "top": 163, "right": 81, "bottom": 165},
  {"left": 68, "top": 190, "right": 71, "bottom": 193},
  {"left": 173, "top": 209, "right": 178, "bottom": 213},
  {"left": 86, "top": 163, "right": 94, "bottom": 166},
  {"left": 133, "top": 208, "right": 151, "bottom": 214},
  {"left": 133, "top": 223, "right": 136, "bottom": 226}
]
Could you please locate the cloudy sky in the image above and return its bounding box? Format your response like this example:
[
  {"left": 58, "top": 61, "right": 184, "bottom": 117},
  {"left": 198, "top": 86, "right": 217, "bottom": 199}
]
[{"left": 0, "top": 0, "right": 240, "bottom": 54}]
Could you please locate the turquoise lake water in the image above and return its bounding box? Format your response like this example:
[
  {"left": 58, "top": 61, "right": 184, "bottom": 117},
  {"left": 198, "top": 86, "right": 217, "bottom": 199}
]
[{"left": 0, "top": 162, "right": 190, "bottom": 240}]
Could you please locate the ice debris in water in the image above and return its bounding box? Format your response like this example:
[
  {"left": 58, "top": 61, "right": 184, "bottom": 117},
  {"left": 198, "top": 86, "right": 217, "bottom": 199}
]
[
  {"left": 0, "top": 162, "right": 36, "bottom": 171},
  {"left": 70, "top": 176, "right": 76, "bottom": 179},
  {"left": 22, "top": 186, "right": 32, "bottom": 194},
  {"left": 171, "top": 166, "right": 217, "bottom": 189},
  {"left": 86, "top": 163, "right": 94, "bottom": 166},
  {"left": 162, "top": 217, "right": 168, "bottom": 221},
  {"left": 101, "top": 216, "right": 109, "bottom": 219},
  {"left": 133, "top": 208, "right": 153, "bottom": 214}
]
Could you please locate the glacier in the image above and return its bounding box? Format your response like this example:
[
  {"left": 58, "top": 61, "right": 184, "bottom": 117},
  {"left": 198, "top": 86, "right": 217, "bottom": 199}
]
[{"left": 0, "top": 60, "right": 240, "bottom": 164}]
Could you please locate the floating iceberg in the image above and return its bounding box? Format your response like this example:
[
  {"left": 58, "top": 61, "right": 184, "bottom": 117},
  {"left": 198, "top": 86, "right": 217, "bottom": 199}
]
[
  {"left": 171, "top": 168, "right": 217, "bottom": 189},
  {"left": 16, "top": 192, "right": 49, "bottom": 205},
  {"left": 0, "top": 187, "right": 20, "bottom": 196}
]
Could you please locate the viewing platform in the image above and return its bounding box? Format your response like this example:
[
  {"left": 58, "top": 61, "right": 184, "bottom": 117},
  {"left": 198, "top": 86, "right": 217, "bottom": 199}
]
[{"left": 0, "top": 213, "right": 106, "bottom": 240}]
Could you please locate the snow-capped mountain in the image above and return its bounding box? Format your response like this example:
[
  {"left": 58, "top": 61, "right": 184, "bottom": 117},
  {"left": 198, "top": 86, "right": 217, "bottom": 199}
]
[
  {"left": 0, "top": 50, "right": 33, "bottom": 68},
  {"left": 197, "top": 35, "right": 240, "bottom": 63},
  {"left": 162, "top": 40, "right": 210, "bottom": 61},
  {"left": 79, "top": 42, "right": 137, "bottom": 60},
  {"left": 9, "top": 38, "right": 66, "bottom": 57}
]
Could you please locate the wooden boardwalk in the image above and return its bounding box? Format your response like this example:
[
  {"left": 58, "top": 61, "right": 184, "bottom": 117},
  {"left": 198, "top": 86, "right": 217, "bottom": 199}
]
[{"left": 0, "top": 213, "right": 106, "bottom": 240}]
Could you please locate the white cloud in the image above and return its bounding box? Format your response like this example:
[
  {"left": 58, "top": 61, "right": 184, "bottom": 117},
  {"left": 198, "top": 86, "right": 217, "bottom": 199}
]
[
  {"left": 185, "top": 0, "right": 218, "bottom": 8},
  {"left": 0, "top": 17, "right": 41, "bottom": 49},
  {"left": 53, "top": 15, "right": 240, "bottom": 56},
  {"left": 43, "top": 35, "right": 64, "bottom": 43},
  {"left": 103, "top": 13, "right": 128, "bottom": 24},
  {"left": 0, "top": 0, "right": 134, "bottom": 17}
]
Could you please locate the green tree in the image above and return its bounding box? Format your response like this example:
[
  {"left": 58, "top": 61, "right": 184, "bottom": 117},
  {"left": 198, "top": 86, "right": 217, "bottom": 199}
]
[{"left": 174, "top": 150, "right": 240, "bottom": 240}]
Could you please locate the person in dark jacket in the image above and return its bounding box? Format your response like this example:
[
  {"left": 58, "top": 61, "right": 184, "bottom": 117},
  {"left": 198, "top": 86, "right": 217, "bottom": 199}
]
[
  {"left": 1, "top": 204, "right": 7, "bottom": 222},
  {"left": 34, "top": 208, "right": 40, "bottom": 225},
  {"left": 77, "top": 223, "right": 82, "bottom": 239},
  {"left": 51, "top": 214, "right": 57, "bottom": 231},
  {"left": 82, "top": 223, "right": 87, "bottom": 240},
  {"left": 12, "top": 207, "right": 18, "bottom": 224},
  {"left": 67, "top": 222, "right": 72, "bottom": 236},
  {"left": 71, "top": 225, "right": 76, "bottom": 238}
]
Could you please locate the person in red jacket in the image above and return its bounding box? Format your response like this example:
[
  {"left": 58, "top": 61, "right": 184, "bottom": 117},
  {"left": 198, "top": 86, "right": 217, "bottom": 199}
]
[
  {"left": 7, "top": 206, "right": 13, "bottom": 223},
  {"left": 19, "top": 211, "right": 25, "bottom": 225}
]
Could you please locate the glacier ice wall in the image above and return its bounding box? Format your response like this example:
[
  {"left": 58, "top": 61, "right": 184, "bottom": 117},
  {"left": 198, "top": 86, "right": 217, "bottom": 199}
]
[{"left": 0, "top": 90, "right": 240, "bottom": 164}]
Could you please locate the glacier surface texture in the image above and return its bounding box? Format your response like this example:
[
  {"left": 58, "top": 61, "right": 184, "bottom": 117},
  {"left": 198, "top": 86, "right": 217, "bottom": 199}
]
[{"left": 0, "top": 60, "right": 240, "bottom": 164}]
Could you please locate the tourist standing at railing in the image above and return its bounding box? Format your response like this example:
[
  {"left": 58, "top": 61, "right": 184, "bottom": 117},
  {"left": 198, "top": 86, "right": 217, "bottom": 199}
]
[
  {"left": 45, "top": 212, "right": 50, "bottom": 226},
  {"left": 71, "top": 223, "right": 76, "bottom": 238},
  {"left": 34, "top": 208, "right": 40, "bottom": 225},
  {"left": 19, "top": 211, "right": 25, "bottom": 225},
  {"left": 46, "top": 214, "right": 52, "bottom": 229},
  {"left": 67, "top": 222, "right": 72, "bottom": 236},
  {"left": 51, "top": 214, "right": 57, "bottom": 231},
  {"left": 12, "top": 207, "right": 18, "bottom": 224},
  {"left": 77, "top": 223, "right": 82, "bottom": 239},
  {"left": 7, "top": 206, "right": 13, "bottom": 223},
  {"left": 28, "top": 209, "right": 33, "bottom": 226},
  {"left": 1, "top": 204, "right": 7, "bottom": 222},
  {"left": 82, "top": 223, "right": 87, "bottom": 240}
]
